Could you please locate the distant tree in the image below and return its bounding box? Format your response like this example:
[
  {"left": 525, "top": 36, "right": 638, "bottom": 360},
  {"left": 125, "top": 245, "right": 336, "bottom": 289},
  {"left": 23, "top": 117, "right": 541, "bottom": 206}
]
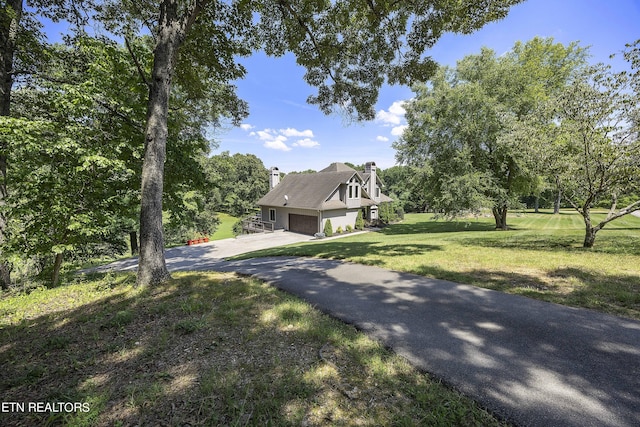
[
  {"left": 205, "top": 152, "right": 269, "bottom": 217},
  {"left": 395, "top": 38, "right": 586, "bottom": 229},
  {"left": 379, "top": 165, "right": 430, "bottom": 212}
]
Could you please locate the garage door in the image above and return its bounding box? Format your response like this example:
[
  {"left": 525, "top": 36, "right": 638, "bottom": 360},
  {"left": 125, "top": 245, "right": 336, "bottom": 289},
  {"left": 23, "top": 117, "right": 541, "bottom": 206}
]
[{"left": 289, "top": 214, "right": 318, "bottom": 235}]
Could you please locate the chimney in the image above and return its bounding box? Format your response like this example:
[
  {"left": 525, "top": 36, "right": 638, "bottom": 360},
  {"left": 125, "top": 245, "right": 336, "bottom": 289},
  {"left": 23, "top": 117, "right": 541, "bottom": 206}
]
[
  {"left": 365, "top": 161, "right": 377, "bottom": 201},
  {"left": 269, "top": 167, "right": 280, "bottom": 189}
]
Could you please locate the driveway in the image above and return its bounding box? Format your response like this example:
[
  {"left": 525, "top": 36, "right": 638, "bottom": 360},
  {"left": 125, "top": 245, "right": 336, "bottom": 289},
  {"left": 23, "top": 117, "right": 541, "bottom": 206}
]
[
  {"left": 92, "top": 237, "right": 640, "bottom": 427},
  {"left": 210, "top": 257, "right": 640, "bottom": 427},
  {"left": 90, "top": 230, "right": 313, "bottom": 273}
]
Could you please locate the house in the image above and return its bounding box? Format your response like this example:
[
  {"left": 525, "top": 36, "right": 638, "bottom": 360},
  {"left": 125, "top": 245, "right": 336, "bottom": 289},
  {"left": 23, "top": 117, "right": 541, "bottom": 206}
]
[{"left": 256, "top": 161, "right": 393, "bottom": 235}]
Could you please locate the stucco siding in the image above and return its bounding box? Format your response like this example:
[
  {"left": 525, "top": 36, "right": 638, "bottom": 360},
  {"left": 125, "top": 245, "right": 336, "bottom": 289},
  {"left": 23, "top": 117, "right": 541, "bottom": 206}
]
[{"left": 321, "top": 209, "right": 359, "bottom": 232}]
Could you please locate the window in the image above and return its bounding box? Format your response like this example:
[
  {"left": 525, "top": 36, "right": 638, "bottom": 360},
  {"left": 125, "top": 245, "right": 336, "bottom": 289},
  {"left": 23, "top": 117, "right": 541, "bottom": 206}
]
[
  {"left": 269, "top": 209, "right": 276, "bottom": 222},
  {"left": 348, "top": 177, "right": 359, "bottom": 199}
]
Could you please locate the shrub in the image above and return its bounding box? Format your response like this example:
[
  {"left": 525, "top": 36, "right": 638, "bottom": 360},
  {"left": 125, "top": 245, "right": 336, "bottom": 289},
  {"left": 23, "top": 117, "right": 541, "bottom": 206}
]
[
  {"left": 355, "top": 211, "right": 365, "bottom": 230},
  {"left": 346, "top": 224, "right": 353, "bottom": 233},
  {"left": 336, "top": 226, "right": 343, "bottom": 234},
  {"left": 323, "top": 219, "right": 333, "bottom": 237}
]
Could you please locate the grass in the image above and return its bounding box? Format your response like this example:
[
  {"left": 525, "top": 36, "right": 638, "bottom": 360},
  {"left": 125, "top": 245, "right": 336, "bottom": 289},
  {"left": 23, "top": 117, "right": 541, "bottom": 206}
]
[
  {"left": 0, "top": 272, "right": 505, "bottom": 426},
  {"left": 210, "top": 212, "right": 239, "bottom": 241},
  {"left": 233, "top": 210, "right": 640, "bottom": 320}
]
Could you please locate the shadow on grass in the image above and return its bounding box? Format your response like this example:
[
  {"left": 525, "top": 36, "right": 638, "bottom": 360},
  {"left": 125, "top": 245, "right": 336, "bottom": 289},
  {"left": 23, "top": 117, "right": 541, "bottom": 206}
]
[
  {"left": 409, "top": 264, "right": 640, "bottom": 320},
  {"left": 234, "top": 240, "right": 443, "bottom": 262},
  {"left": 0, "top": 271, "right": 500, "bottom": 426},
  {"left": 380, "top": 219, "right": 497, "bottom": 235},
  {"left": 459, "top": 233, "right": 640, "bottom": 256}
]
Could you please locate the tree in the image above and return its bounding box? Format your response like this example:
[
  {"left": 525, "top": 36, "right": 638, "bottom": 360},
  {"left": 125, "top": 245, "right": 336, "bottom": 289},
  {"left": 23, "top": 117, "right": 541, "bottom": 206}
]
[
  {"left": 2, "top": 34, "right": 220, "bottom": 285},
  {"left": 0, "top": 0, "right": 85, "bottom": 287},
  {"left": 2, "top": 37, "right": 144, "bottom": 285},
  {"left": 94, "top": 0, "right": 524, "bottom": 285},
  {"left": 536, "top": 44, "right": 640, "bottom": 248},
  {"left": 205, "top": 152, "right": 269, "bottom": 217},
  {"left": 395, "top": 38, "right": 585, "bottom": 229}
]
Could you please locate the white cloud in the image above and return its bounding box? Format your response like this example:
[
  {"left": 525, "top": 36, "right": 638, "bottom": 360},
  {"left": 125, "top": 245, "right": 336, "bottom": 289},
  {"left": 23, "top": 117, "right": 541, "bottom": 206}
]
[
  {"left": 280, "top": 128, "right": 314, "bottom": 138},
  {"left": 293, "top": 138, "right": 320, "bottom": 148},
  {"left": 264, "top": 138, "right": 292, "bottom": 151},
  {"left": 240, "top": 123, "right": 254, "bottom": 131},
  {"left": 247, "top": 127, "right": 319, "bottom": 151},
  {"left": 391, "top": 125, "right": 408, "bottom": 136},
  {"left": 376, "top": 135, "right": 390, "bottom": 142},
  {"left": 376, "top": 100, "right": 406, "bottom": 125}
]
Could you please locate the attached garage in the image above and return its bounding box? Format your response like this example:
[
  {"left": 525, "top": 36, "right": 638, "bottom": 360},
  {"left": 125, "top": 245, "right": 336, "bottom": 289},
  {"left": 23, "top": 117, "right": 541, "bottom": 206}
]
[{"left": 289, "top": 213, "right": 318, "bottom": 235}]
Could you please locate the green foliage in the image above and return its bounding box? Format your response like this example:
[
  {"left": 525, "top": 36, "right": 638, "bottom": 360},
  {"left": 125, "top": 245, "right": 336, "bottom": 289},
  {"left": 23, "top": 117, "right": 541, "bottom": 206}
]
[
  {"left": 323, "top": 219, "right": 333, "bottom": 237},
  {"left": 395, "top": 37, "right": 586, "bottom": 228},
  {"left": 204, "top": 152, "right": 269, "bottom": 217},
  {"left": 379, "top": 165, "right": 430, "bottom": 213},
  {"left": 527, "top": 40, "right": 640, "bottom": 246},
  {"left": 346, "top": 224, "right": 353, "bottom": 233},
  {"left": 336, "top": 226, "right": 343, "bottom": 234},
  {"left": 355, "top": 211, "right": 365, "bottom": 230}
]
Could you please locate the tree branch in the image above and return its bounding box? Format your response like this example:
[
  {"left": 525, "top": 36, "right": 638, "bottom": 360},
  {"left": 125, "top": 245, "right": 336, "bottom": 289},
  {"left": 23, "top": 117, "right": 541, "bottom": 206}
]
[{"left": 124, "top": 36, "right": 151, "bottom": 88}]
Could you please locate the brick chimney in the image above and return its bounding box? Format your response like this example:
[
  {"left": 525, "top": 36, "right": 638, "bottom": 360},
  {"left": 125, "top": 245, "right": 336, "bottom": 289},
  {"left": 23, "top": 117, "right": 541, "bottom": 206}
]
[
  {"left": 269, "top": 167, "right": 280, "bottom": 189},
  {"left": 365, "top": 161, "right": 377, "bottom": 201}
]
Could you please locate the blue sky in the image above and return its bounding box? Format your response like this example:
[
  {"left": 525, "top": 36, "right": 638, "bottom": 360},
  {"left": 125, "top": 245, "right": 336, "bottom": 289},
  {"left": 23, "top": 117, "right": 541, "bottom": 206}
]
[
  {"left": 41, "top": 0, "right": 640, "bottom": 173},
  {"left": 216, "top": 0, "right": 640, "bottom": 173}
]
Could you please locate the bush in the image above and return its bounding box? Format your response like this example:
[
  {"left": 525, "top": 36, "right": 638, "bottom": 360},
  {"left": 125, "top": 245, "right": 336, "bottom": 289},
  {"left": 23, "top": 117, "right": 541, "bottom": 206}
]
[
  {"left": 323, "top": 219, "right": 333, "bottom": 237},
  {"left": 355, "top": 211, "right": 365, "bottom": 230},
  {"left": 336, "top": 226, "right": 343, "bottom": 234},
  {"left": 346, "top": 224, "right": 353, "bottom": 233},
  {"left": 232, "top": 219, "right": 244, "bottom": 236}
]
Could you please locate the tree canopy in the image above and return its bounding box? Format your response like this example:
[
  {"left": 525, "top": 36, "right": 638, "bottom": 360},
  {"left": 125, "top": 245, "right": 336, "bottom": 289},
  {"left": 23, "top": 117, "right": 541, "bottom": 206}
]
[{"left": 395, "top": 37, "right": 586, "bottom": 229}]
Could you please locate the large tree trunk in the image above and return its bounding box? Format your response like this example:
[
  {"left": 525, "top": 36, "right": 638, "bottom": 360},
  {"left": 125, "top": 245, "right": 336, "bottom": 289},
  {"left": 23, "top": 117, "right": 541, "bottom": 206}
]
[
  {"left": 492, "top": 205, "right": 509, "bottom": 230},
  {"left": 137, "top": 0, "right": 188, "bottom": 286},
  {"left": 0, "top": 0, "right": 23, "bottom": 290}
]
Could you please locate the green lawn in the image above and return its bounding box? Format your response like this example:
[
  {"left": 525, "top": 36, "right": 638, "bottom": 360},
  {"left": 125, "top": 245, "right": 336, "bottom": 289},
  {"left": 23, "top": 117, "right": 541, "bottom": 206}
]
[
  {"left": 235, "top": 210, "right": 640, "bottom": 320},
  {"left": 210, "top": 212, "right": 238, "bottom": 241},
  {"left": 0, "top": 272, "right": 505, "bottom": 426}
]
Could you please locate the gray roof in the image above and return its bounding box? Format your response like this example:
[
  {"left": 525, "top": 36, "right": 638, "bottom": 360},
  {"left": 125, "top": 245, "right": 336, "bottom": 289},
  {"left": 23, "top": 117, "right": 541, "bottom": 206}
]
[
  {"left": 257, "top": 162, "right": 392, "bottom": 211},
  {"left": 319, "top": 162, "right": 357, "bottom": 173},
  {"left": 257, "top": 170, "right": 358, "bottom": 210}
]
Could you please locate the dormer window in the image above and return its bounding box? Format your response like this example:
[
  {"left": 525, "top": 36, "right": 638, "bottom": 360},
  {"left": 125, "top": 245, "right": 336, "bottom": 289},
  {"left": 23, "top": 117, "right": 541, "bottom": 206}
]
[{"left": 348, "top": 177, "right": 359, "bottom": 199}]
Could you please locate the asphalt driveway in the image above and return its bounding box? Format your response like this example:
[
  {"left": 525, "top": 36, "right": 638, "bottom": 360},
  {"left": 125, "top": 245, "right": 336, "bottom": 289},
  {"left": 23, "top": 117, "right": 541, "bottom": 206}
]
[{"left": 93, "top": 235, "right": 640, "bottom": 427}]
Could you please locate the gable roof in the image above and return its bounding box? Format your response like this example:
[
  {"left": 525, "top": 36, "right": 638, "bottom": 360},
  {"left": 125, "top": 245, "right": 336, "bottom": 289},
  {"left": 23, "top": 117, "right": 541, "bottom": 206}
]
[
  {"left": 257, "top": 169, "right": 359, "bottom": 210},
  {"left": 257, "top": 162, "right": 392, "bottom": 211},
  {"left": 319, "top": 162, "right": 356, "bottom": 173}
]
